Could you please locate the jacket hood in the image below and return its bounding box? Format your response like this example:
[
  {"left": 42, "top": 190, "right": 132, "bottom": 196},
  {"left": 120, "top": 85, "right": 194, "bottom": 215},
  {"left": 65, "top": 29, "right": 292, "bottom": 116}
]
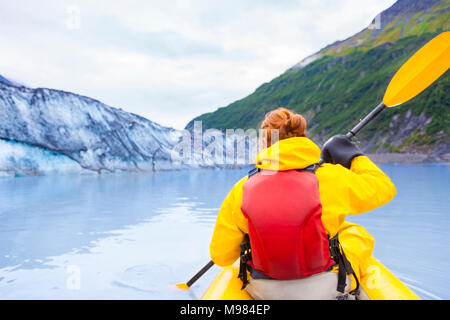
[{"left": 255, "top": 137, "right": 321, "bottom": 171}]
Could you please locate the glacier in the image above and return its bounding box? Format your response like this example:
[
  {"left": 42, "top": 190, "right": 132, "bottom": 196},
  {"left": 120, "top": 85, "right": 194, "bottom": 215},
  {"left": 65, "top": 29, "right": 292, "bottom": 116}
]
[
  {"left": 0, "top": 138, "right": 89, "bottom": 176},
  {"left": 0, "top": 75, "right": 252, "bottom": 176}
]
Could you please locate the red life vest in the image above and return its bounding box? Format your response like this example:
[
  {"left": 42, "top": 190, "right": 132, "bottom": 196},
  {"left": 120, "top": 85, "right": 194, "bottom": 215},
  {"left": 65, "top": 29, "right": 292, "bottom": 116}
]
[{"left": 240, "top": 167, "right": 335, "bottom": 280}]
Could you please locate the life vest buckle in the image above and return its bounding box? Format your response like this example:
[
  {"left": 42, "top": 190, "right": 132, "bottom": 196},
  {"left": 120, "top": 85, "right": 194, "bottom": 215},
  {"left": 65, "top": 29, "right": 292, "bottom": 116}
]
[{"left": 329, "top": 235, "right": 341, "bottom": 262}]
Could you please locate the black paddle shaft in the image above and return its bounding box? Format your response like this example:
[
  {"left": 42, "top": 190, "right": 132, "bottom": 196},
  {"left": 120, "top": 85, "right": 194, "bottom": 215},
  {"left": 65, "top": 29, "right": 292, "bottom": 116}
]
[
  {"left": 186, "top": 260, "right": 215, "bottom": 287},
  {"left": 319, "top": 101, "right": 386, "bottom": 166},
  {"left": 346, "top": 102, "right": 386, "bottom": 139}
]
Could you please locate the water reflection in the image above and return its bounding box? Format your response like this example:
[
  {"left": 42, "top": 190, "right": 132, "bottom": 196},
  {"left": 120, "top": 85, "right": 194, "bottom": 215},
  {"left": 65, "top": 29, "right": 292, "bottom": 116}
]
[{"left": 0, "top": 169, "right": 245, "bottom": 299}]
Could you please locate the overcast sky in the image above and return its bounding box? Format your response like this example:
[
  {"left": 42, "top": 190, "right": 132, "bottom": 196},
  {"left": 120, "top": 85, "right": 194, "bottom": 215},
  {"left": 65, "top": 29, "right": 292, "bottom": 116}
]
[{"left": 0, "top": 0, "right": 396, "bottom": 129}]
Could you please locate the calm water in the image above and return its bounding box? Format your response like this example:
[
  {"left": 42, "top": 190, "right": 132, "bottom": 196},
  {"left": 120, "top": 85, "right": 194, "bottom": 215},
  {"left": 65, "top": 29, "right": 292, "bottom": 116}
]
[{"left": 0, "top": 164, "right": 449, "bottom": 299}]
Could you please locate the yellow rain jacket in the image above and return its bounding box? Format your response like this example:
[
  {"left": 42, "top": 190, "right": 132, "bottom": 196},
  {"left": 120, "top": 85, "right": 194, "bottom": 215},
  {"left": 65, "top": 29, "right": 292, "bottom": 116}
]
[{"left": 209, "top": 137, "right": 396, "bottom": 287}]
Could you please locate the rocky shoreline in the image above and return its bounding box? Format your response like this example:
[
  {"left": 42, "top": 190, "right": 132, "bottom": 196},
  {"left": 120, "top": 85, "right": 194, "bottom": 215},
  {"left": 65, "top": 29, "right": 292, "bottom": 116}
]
[{"left": 367, "top": 153, "right": 450, "bottom": 164}]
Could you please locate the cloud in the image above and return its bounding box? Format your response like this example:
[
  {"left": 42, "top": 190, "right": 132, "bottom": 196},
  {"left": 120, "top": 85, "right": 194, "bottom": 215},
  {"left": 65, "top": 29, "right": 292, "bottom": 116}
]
[{"left": 0, "top": 0, "right": 396, "bottom": 129}]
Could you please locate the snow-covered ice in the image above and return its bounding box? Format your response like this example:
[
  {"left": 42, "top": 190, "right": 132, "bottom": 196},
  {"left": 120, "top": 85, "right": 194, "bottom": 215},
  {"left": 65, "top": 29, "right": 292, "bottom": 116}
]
[{"left": 0, "top": 75, "right": 253, "bottom": 175}]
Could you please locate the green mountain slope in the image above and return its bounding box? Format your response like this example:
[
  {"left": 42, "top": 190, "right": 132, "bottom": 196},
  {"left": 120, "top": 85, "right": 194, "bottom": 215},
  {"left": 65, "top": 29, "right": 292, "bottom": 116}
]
[{"left": 187, "top": 0, "right": 449, "bottom": 157}]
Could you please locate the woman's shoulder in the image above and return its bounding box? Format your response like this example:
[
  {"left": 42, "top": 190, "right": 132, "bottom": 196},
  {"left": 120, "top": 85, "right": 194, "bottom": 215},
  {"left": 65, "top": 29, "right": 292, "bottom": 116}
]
[
  {"left": 315, "top": 162, "right": 348, "bottom": 178},
  {"left": 221, "top": 174, "right": 249, "bottom": 204},
  {"left": 233, "top": 175, "right": 249, "bottom": 193}
]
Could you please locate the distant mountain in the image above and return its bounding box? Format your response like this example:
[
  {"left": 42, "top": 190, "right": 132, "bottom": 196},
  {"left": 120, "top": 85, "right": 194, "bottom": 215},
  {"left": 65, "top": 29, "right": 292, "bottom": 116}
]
[{"left": 187, "top": 0, "right": 450, "bottom": 160}]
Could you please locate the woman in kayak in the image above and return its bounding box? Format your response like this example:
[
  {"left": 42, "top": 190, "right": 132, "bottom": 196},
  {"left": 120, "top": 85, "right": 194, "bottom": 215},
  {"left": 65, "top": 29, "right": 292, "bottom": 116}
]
[{"left": 209, "top": 107, "right": 396, "bottom": 300}]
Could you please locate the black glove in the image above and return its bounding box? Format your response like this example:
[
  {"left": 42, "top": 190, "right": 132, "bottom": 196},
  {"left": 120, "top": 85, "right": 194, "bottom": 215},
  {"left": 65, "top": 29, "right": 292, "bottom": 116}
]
[{"left": 321, "top": 134, "right": 363, "bottom": 169}]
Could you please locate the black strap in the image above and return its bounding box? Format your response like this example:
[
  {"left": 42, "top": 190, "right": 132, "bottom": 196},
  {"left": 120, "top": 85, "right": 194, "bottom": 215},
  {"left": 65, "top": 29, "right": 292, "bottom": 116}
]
[
  {"left": 329, "top": 235, "right": 345, "bottom": 293},
  {"left": 238, "top": 234, "right": 252, "bottom": 289},
  {"left": 329, "top": 234, "right": 360, "bottom": 295},
  {"left": 298, "top": 163, "right": 320, "bottom": 174},
  {"left": 248, "top": 163, "right": 319, "bottom": 179},
  {"left": 350, "top": 272, "right": 361, "bottom": 297},
  {"left": 247, "top": 166, "right": 260, "bottom": 179}
]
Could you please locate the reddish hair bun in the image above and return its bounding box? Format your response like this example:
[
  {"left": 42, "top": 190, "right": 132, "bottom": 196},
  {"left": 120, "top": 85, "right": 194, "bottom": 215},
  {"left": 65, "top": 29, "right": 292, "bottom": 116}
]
[{"left": 261, "top": 107, "right": 307, "bottom": 147}]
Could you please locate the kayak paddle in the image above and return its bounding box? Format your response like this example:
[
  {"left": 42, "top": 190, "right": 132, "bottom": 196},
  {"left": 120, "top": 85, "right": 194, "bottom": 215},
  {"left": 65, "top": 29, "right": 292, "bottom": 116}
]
[
  {"left": 176, "top": 260, "right": 215, "bottom": 290},
  {"left": 345, "top": 31, "right": 450, "bottom": 139}
]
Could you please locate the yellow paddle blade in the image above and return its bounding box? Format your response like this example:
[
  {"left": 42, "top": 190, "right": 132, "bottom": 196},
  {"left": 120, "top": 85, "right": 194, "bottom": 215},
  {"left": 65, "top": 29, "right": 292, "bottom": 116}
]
[
  {"left": 175, "top": 283, "right": 190, "bottom": 290},
  {"left": 383, "top": 31, "right": 450, "bottom": 107}
]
